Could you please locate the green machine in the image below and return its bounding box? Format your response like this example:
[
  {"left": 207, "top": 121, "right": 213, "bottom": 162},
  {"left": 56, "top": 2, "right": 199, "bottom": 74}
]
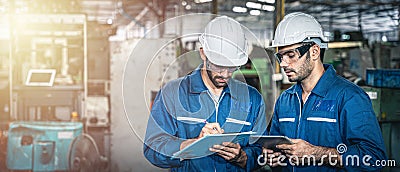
[
  {"left": 233, "top": 55, "right": 276, "bottom": 118},
  {"left": 7, "top": 122, "right": 83, "bottom": 171},
  {"left": 362, "top": 86, "right": 400, "bottom": 171}
]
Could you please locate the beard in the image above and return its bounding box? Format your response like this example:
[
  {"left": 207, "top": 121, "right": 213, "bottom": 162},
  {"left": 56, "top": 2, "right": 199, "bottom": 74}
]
[
  {"left": 206, "top": 70, "right": 229, "bottom": 88},
  {"left": 286, "top": 53, "right": 313, "bottom": 82}
]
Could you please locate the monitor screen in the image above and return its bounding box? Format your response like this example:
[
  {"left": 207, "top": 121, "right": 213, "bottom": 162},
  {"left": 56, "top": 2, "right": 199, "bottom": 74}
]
[{"left": 25, "top": 69, "right": 56, "bottom": 86}]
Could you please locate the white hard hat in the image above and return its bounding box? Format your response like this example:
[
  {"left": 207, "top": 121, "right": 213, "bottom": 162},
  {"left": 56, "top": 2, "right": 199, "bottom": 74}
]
[
  {"left": 199, "top": 16, "right": 248, "bottom": 67},
  {"left": 272, "top": 12, "right": 328, "bottom": 48}
]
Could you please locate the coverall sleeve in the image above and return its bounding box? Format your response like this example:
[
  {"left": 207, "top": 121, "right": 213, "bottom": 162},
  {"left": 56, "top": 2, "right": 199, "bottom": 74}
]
[
  {"left": 143, "top": 89, "right": 184, "bottom": 168},
  {"left": 340, "top": 90, "right": 387, "bottom": 171},
  {"left": 243, "top": 99, "right": 267, "bottom": 171}
]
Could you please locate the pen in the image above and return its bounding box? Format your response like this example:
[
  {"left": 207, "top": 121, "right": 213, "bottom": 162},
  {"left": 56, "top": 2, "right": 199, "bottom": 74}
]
[{"left": 204, "top": 121, "right": 218, "bottom": 131}]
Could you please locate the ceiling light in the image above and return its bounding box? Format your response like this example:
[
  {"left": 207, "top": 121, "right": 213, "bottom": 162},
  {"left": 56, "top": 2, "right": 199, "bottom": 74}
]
[
  {"left": 185, "top": 5, "right": 192, "bottom": 10},
  {"left": 232, "top": 6, "right": 247, "bottom": 13},
  {"left": 194, "top": 0, "right": 212, "bottom": 3},
  {"left": 324, "top": 31, "right": 331, "bottom": 37},
  {"left": 181, "top": 1, "right": 187, "bottom": 6},
  {"left": 262, "top": 5, "right": 275, "bottom": 11},
  {"left": 341, "top": 34, "right": 350, "bottom": 40},
  {"left": 246, "top": 2, "right": 262, "bottom": 9},
  {"left": 107, "top": 18, "right": 113, "bottom": 25},
  {"left": 258, "top": 0, "right": 275, "bottom": 3},
  {"left": 381, "top": 35, "right": 387, "bottom": 42},
  {"left": 249, "top": 10, "right": 261, "bottom": 16}
]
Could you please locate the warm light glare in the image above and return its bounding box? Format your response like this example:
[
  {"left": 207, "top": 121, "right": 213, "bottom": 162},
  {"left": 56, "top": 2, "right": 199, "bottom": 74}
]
[
  {"left": 0, "top": 27, "right": 9, "bottom": 39},
  {"left": 249, "top": 10, "right": 261, "bottom": 16},
  {"left": 232, "top": 6, "right": 247, "bottom": 13},
  {"left": 246, "top": 2, "right": 262, "bottom": 9}
]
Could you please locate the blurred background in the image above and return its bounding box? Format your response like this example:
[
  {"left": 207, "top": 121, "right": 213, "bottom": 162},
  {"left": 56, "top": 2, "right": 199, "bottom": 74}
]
[{"left": 0, "top": 0, "right": 399, "bottom": 171}]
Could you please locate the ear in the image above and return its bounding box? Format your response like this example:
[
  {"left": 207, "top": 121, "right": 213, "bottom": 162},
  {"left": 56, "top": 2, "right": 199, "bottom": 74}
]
[
  {"left": 199, "top": 47, "right": 207, "bottom": 61},
  {"left": 311, "top": 45, "right": 320, "bottom": 61}
]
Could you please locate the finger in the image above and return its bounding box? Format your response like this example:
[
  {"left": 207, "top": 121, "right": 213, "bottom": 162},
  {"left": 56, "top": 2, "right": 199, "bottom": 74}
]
[
  {"left": 201, "top": 127, "right": 220, "bottom": 135},
  {"left": 210, "top": 147, "right": 235, "bottom": 159},
  {"left": 201, "top": 128, "right": 220, "bottom": 135},
  {"left": 217, "top": 153, "right": 231, "bottom": 160},
  {"left": 276, "top": 144, "right": 292, "bottom": 150},
  {"left": 289, "top": 139, "right": 302, "bottom": 143},
  {"left": 204, "top": 128, "right": 219, "bottom": 134},
  {"left": 221, "top": 142, "right": 240, "bottom": 148},
  {"left": 204, "top": 123, "right": 223, "bottom": 133},
  {"left": 283, "top": 149, "right": 293, "bottom": 155},
  {"left": 198, "top": 132, "right": 204, "bottom": 138},
  {"left": 199, "top": 129, "right": 209, "bottom": 136},
  {"left": 216, "top": 151, "right": 237, "bottom": 161},
  {"left": 213, "top": 144, "right": 239, "bottom": 154}
]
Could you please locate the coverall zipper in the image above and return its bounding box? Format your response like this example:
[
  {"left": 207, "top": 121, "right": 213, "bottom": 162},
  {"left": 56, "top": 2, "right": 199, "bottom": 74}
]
[{"left": 294, "top": 92, "right": 303, "bottom": 172}]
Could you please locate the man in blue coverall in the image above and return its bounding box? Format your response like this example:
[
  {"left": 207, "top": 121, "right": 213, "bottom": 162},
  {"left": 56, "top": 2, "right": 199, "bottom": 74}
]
[
  {"left": 143, "top": 16, "right": 267, "bottom": 171},
  {"left": 265, "top": 12, "right": 387, "bottom": 171}
]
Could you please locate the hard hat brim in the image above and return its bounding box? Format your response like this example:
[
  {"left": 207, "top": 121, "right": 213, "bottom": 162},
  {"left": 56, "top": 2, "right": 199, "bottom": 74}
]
[{"left": 204, "top": 49, "right": 248, "bottom": 67}]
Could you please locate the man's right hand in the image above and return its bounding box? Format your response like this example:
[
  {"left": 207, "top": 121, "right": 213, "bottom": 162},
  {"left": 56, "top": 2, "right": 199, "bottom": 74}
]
[
  {"left": 263, "top": 148, "right": 282, "bottom": 167},
  {"left": 180, "top": 123, "right": 224, "bottom": 150},
  {"left": 199, "top": 122, "right": 224, "bottom": 138}
]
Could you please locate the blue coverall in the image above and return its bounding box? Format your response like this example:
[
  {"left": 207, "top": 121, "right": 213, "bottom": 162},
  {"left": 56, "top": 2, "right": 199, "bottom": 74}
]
[
  {"left": 144, "top": 65, "right": 267, "bottom": 171},
  {"left": 270, "top": 64, "right": 387, "bottom": 172}
]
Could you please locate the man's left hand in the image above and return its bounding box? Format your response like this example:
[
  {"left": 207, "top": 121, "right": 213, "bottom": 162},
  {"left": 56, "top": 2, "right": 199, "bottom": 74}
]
[
  {"left": 276, "top": 139, "right": 315, "bottom": 157},
  {"left": 276, "top": 139, "right": 316, "bottom": 165},
  {"left": 276, "top": 139, "right": 341, "bottom": 166},
  {"left": 210, "top": 142, "right": 247, "bottom": 168}
]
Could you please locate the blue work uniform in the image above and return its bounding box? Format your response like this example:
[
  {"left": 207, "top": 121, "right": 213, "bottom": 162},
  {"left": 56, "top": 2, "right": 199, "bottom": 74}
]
[
  {"left": 270, "top": 64, "right": 387, "bottom": 172},
  {"left": 143, "top": 65, "right": 267, "bottom": 171}
]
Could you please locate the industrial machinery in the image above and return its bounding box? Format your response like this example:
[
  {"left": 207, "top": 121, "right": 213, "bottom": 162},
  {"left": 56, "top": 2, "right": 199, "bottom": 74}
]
[
  {"left": 1, "top": 13, "right": 110, "bottom": 172},
  {"left": 7, "top": 122, "right": 83, "bottom": 171},
  {"left": 233, "top": 45, "right": 276, "bottom": 117},
  {"left": 363, "top": 86, "right": 400, "bottom": 172}
]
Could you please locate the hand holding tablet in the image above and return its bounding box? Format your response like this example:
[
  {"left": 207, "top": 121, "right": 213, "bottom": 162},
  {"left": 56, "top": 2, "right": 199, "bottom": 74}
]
[{"left": 250, "top": 135, "right": 293, "bottom": 152}]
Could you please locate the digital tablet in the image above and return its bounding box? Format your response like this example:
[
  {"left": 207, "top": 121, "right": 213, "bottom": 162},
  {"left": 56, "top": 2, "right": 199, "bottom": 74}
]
[
  {"left": 250, "top": 135, "right": 293, "bottom": 152},
  {"left": 172, "top": 131, "right": 256, "bottom": 159}
]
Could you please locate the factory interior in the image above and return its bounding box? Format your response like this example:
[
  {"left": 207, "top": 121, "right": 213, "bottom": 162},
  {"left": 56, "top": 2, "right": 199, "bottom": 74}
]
[{"left": 0, "top": 0, "right": 399, "bottom": 171}]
